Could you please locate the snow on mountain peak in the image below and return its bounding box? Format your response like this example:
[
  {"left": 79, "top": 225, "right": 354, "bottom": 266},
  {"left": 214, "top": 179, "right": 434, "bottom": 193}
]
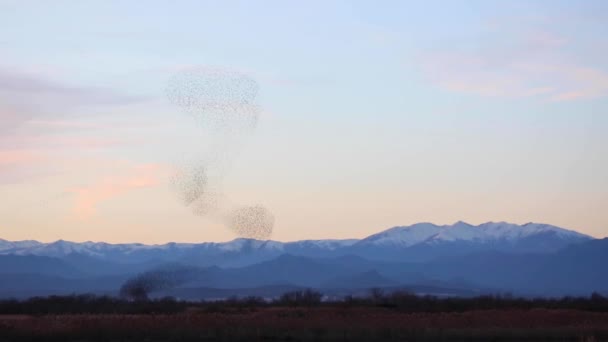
[
  {"left": 359, "top": 221, "right": 592, "bottom": 246},
  {"left": 427, "top": 221, "right": 485, "bottom": 243},
  {"left": 0, "top": 239, "right": 43, "bottom": 252},
  {"left": 359, "top": 223, "right": 443, "bottom": 247},
  {"left": 476, "top": 221, "right": 590, "bottom": 241},
  {"left": 0, "top": 221, "right": 592, "bottom": 258}
]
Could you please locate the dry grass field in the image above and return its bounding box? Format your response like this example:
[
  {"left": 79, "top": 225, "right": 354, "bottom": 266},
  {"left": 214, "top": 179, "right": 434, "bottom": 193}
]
[{"left": 2, "top": 307, "right": 608, "bottom": 341}]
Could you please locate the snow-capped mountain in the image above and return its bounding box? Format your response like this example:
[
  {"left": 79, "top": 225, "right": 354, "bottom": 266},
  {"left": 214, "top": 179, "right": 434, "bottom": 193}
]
[
  {"left": 0, "top": 222, "right": 593, "bottom": 265},
  {"left": 0, "top": 223, "right": 603, "bottom": 298},
  {"left": 356, "top": 223, "right": 444, "bottom": 247},
  {"left": 0, "top": 239, "right": 43, "bottom": 252},
  {"left": 479, "top": 222, "right": 588, "bottom": 241},
  {"left": 350, "top": 221, "right": 592, "bottom": 261},
  {"left": 357, "top": 221, "right": 590, "bottom": 246}
]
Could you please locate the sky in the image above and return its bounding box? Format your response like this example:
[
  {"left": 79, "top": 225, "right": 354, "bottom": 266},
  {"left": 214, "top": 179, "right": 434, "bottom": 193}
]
[{"left": 0, "top": 0, "right": 607, "bottom": 243}]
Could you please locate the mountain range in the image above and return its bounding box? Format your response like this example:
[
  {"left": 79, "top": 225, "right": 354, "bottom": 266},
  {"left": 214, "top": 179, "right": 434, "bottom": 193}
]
[
  {"left": 0, "top": 221, "right": 604, "bottom": 299},
  {"left": 0, "top": 221, "right": 591, "bottom": 264}
]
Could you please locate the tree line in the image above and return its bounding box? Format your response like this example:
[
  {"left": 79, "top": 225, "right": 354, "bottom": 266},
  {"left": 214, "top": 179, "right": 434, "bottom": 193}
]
[{"left": 0, "top": 290, "right": 607, "bottom": 315}]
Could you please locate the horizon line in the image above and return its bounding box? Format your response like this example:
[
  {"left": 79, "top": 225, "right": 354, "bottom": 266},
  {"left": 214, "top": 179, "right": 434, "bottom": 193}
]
[{"left": 1, "top": 220, "right": 599, "bottom": 245}]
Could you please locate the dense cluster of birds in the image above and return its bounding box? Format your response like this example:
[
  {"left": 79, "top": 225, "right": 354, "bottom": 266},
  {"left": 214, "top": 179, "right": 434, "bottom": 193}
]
[
  {"left": 165, "top": 67, "right": 274, "bottom": 240},
  {"left": 166, "top": 67, "right": 260, "bottom": 132},
  {"left": 169, "top": 163, "right": 208, "bottom": 206},
  {"left": 227, "top": 205, "right": 275, "bottom": 240}
]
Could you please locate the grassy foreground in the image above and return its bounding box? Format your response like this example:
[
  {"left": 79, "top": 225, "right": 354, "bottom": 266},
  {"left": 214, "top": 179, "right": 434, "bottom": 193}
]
[
  {"left": 1, "top": 308, "right": 608, "bottom": 341},
  {"left": 1, "top": 292, "right": 608, "bottom": 341}
]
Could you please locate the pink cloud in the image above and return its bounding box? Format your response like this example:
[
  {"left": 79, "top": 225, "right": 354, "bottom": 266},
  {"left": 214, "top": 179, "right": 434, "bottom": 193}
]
[
  {"left": 0, "top": 114, "right": 156, "bottom": 185},
  {"left": 0, "top": 127, "right": 162, "bottom": 187},
  {"left": 0, "top": 149, "right": 45, "bottom": 165},
  {"left": 24, "top": 119, "right": 111, "bottom": 129},
  {"left": 2, "top": 114, "right": 166, "bottom": 153},
  {"left": 0, "top": 133, "right": 136, "bottom": 184},
  {"left": 550, "top": 91, "right": 587, "bottom": 101},
  {"left": 0, "top": 102, "right": 33, "bottom": 133},
  {"left": 421, "top": 24, "right": 608, "bottom": 102},
  {"left": 67, "top": 163, "right": 168, "bottom": 220},
  {"left": 0, "top": 65, "right": 148, "bottom": 137},
  {"left": 1, "top": 135, "right": 131, "bottom": 150},
  {"left": 0, "top": 149, "right": 53, "bottom": 184},
  {"left": 0, "top": 65, "right": 145, "bottom": 106}
]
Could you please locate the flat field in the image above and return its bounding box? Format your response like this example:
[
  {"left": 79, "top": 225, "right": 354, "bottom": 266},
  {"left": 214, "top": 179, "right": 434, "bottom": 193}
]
[{"left": 1, "top": 308, "right": 608, "bottom": 341}]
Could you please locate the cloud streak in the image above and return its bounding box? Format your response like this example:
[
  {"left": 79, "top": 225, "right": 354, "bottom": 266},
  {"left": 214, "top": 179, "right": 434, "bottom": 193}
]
[
  {"left": 1, "top": 135, "right": 132, "bottom": 150},
  {"left": 0, "top": 66, "right": 144, "bottom": 105},
  {"left": 421, "top": 25, "right": 608, "bottom": 102},
  {"left": 0, "top": 65, "right": 148, "bottom": 133},
  {"left": 0, "top": 65, "right": 153, "bottom": 185},
  {"left": 0, "top": 149, "right": 41, "bottom": 165},
  {"left": 67, "top": 163, "right": 168, "bottom": 220},
  {"left": 0, "top": 149, "right": 52, "bottom": 184}
]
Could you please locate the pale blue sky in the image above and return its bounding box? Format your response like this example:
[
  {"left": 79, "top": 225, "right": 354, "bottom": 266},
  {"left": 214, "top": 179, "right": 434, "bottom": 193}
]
[{"left": 0, "top": 0, "right": 607, "bottom": 242}]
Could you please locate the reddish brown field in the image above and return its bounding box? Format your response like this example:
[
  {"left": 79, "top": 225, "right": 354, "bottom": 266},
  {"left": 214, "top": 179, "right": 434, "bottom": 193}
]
[{"left": 2, "top": 307, "right": 608, "bottom": 341}]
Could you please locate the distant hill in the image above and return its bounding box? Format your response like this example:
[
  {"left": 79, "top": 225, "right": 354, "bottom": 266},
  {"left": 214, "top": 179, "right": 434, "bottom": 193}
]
[
  {"left": 0, "top": 254, "right": 83, "bottom": 277},
  {"left": 0, "top": 221, "right": 592, "bottom": 266},
  {"left": 0, "top": 273, "right": 129, "bottom": 299},
  {"left": 0, "top": 222, "right": 603, "bottom": 299},
  {"left": 320, "top": 270, "right": 399, "bottom": 289},
  {"left": 348, "top": 221, "right": 592, "bottom": 261},
  {"left": 420, "top": 238, "right": 608, "bottom": 295}
]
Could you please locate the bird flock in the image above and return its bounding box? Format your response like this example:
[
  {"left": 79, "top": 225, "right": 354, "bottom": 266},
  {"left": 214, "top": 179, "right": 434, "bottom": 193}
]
[{"left": 166, "top": 67, "right": 274, "bottom": 240}]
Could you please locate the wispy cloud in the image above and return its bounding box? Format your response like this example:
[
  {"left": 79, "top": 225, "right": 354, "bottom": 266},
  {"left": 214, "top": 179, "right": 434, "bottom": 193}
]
[
  {"left": 0, "top": 149, "right": 52, "bottom": 184},
  {"left": 0, "top": 132, "right": 144, "bottom": 185},
  {"left": 0, "top": 135, "right": 130, "bottom": 150},
  {"left": 0, "top": 149, "right": 45, "bottom": 166},
  {"left": 67, "top": 163, "right": 169, "bottom": 220},
  {"left": 0, "top": 66, "right": 144, "bottom": 105},
  {"left": 24, "top": 119, "right": 112, "bottom": 129},
  {"left": 421, "top": 21, "right": 608, "bottom": 102},
  {"left": 0, "top": 65, "right": 148, "bottom": 133},
  {"left": 0, "top": 66, "right": 154, "bottom": 185}
]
